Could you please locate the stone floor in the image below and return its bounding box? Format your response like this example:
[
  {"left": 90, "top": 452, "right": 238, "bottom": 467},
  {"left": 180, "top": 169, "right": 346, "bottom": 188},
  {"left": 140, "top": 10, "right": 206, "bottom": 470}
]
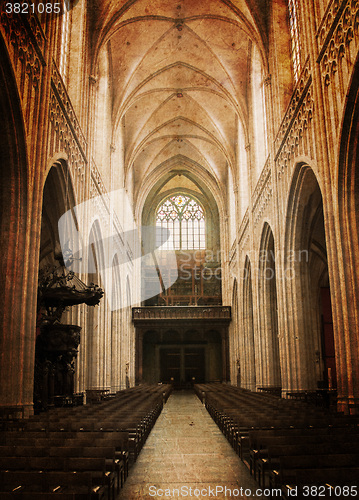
[{"left": 118, "top": 391, "right": 263, "bottom": 499}]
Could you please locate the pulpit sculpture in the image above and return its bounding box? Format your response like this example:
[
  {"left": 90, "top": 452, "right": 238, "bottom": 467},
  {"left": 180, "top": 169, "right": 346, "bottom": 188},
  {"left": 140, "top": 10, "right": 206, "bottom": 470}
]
[{"left": 34, "top": 252, "right": 104, "bottom": 412}]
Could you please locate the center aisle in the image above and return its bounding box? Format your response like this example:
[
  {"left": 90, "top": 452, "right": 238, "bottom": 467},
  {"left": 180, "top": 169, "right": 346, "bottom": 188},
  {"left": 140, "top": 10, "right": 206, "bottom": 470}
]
[{"left": 119, "top": 391, "right": 263, "bottom": 499}]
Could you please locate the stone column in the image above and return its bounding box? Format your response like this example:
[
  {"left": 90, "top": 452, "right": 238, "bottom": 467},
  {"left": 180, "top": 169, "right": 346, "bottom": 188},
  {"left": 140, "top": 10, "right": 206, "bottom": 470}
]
[{"left": 135, "top": 328, "right": 144, "bottom": 385}]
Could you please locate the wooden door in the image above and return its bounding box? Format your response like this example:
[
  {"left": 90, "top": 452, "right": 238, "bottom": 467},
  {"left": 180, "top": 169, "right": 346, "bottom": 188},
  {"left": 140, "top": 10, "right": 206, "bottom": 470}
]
[
  {"left": 184, "top": 347, "right": 205, "bottom": 383},
  {"left": 160, "top": 348, "right": 181, "bottom": 384}
]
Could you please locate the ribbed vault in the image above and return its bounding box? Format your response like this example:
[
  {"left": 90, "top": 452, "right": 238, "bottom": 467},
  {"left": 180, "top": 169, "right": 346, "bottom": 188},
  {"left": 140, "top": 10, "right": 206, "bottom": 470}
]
[{"left": 91, "top": 0, "right": 268, "bottom": 203}]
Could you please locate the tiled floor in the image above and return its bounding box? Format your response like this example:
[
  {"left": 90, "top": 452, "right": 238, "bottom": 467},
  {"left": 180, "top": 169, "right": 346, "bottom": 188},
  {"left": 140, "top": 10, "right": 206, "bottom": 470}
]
[{"left": 118, "top": 391, "right": 263, "bottom": 499}]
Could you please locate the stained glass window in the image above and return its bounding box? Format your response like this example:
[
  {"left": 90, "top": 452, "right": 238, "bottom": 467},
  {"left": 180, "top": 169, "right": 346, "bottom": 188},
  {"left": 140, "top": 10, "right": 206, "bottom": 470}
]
[
  {"left": 156, "top": 195, "right": 205, "bottom": 250},
  {"left": 288, "top": 0, "right": 301, "bottom": 83}
]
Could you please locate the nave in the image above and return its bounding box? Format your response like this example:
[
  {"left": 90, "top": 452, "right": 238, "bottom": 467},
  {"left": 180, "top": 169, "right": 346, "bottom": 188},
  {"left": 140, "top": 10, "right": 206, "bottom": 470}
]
[
  {"left": 119, "top": 391, "right": 260, "bottom": 500},
  {"left": 1, "top": 0, "right": 359, "bottom": 422},
  {"left": 2, "top": 382, "right": 358, "bottom": 499},
  {"left": 2, "top": 0, "right": 359, "bottom": 496}
]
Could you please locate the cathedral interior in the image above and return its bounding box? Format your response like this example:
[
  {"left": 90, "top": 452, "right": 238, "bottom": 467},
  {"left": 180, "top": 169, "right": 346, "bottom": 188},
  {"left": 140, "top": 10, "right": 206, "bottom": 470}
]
[{"left": 1, "top": 0, "right": 359, "bottom": 496}]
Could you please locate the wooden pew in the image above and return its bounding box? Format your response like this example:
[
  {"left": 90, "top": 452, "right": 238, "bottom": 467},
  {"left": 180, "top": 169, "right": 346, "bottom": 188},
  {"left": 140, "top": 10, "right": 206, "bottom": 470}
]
[
  {"left": 269, "top": 453, "right": 359, "bottom": 490},
  {"left": 0, "top": 384, "right": 171, "bottom": 496},
  {"left": 0, "top": 470, "right": 107, "bottom": 499},
  {"left": 0, "top": 457, "right": 114, "bottom": 500},
  {"left": 281, "top": 468, "right": 359, "bottom": 499}
]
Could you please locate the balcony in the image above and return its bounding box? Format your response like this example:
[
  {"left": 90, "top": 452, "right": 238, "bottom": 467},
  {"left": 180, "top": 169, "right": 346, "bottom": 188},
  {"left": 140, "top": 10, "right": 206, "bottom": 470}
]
[{"left": 132, "top": 306, "right": 231, "bottom": 324}]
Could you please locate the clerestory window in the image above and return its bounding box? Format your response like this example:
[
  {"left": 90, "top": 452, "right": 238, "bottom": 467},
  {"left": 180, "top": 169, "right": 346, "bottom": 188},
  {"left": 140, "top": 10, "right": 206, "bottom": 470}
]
[
  {"left": 288, "top": 0, "right": 301, "bottom": 83},
  {"left": 156, "top": 194, "right": 205, "bottom": 250},
  {"left": 59, "top": 0, "right": 70, "bottom": 82}
]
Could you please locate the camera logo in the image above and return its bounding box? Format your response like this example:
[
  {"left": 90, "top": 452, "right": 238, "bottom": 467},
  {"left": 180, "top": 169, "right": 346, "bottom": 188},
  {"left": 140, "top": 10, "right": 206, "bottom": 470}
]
[{"left": 58, "top": 189, "right": 178, "bottom": 310}]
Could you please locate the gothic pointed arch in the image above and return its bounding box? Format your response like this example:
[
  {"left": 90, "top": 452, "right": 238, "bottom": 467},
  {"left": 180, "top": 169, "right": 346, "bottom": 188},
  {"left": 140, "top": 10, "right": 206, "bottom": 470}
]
[
  {"left": 39, "top": 160, "right": 77, "bottom": 268},
  {"left": 283, "top": 163, "right": 333, "bottom": 395},
  {"left": 84, "top": 220, "right": 105, "bottom": 390},
  {"left": 242, "top": 256, "right": 256, "bottom": 391},
  {"left": 230, "top": 278, "right": 240, "bottom": 385},
  {"left": 110, "top": 254, "right": 122, "bottom": 391},
  {"left": 34, "top": 160, "right": 79, "bottom": 412},
  {"left": 337, "top": 59, "right": 359, "bottom": 413},
  {"left": 258, "top": 223, "right": 281, "bottom": 391},
  {"left": 0, "top": 34, "right": 31, "bottom": 414},
  {"left": 141, "top": 168, "right": 222, "bottom": 307}
]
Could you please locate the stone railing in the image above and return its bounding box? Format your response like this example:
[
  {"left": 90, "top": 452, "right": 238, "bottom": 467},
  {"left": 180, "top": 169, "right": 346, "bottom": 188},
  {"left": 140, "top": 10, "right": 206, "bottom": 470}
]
[
  {"left": 317, "top": 0, "right": 359, "bottom": 87},
  {"left": 275, "top": 57, "right": 312, "bottom": 155},
  {"left": 51, "top": 61, "right": 87, "bottom": 157},
  {"left": 275, "top": 57, "right": 313, "bottom": 180},
  {"left": 49, "top": 61, "right": 87, "bottom": 199},
  {"left": 0, "top": 10, "right": 46, "bottom": 157},
  {"left": 317, "top": 0, "right": 346, "bottom": 59},
  {"left": 229, "top": 239, "right": 237, "bottom": 265},
  {"left": 132, "top": 306, "right": 231, "bottom": 322},
  {"left": 0, "top": 11, "right": 46, "bottom": 92},
  {"left": 238, "top": 209, "right": 250, "bottom": 253},
  {"left": 90, "top": 158, "right": 106, "bottom": 197},
  {"left": 252, "top": 156, "right": 272, "bottom": 228}
]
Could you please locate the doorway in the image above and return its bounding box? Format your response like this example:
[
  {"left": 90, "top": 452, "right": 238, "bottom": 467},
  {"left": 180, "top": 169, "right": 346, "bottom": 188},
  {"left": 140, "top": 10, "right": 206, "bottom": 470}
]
[
  {"left": 141, "top": 328, "right": 223, "bottom": 385},
  {"left": 160, "top": 346, "right": 205, "bottom": 385}
]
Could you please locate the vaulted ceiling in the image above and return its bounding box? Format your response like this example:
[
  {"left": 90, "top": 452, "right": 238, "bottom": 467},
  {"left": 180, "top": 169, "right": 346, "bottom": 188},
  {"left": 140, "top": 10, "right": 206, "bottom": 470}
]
[{"left": 91, "top": 0, "right": 269, "bottom": 201}]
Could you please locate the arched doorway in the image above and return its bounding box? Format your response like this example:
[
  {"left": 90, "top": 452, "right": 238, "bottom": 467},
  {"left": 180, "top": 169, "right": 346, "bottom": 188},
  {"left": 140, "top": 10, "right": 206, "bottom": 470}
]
[
  {"left": 337, "top": 62, "right": 359, "bottom": 413},
  {"left": 85, "top": 221, "right": 105, "bottom": 390},
  {"left": 38, "top": 162, "right": 76, "bottom": 267},
  {"left": 110, "top": 254, "right": 122, "bottom": 392},
  {"left": 35, "top": 162, "right": 79, "bottom": 412},
  {"left": 230, "top": 279, "right": 240, "bottom": 386},
  {"left": 284, "top": 165, "right": 334, "bottom": 397},
  {"left": 242, "top": 257, "right": 256, "bottom": 391},
  {"left": 258, "top": 223, "right": 281, "bottom": 391},
  {"left": 0, "top": 37, "right": 31, "bottom": 415}
]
